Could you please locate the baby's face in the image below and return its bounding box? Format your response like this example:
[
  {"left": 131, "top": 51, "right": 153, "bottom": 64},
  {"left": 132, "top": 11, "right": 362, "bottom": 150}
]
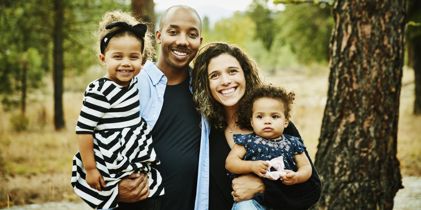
[{"left": 250, "top": 97, "right": 289, "bottom": 139}]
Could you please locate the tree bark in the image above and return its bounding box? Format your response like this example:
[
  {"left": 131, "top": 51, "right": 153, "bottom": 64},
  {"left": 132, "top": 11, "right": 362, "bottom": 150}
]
[
  {"left": 53, "top": 0, "right": 65, "bottom": 130},
  {"left": 314, "top": 0, "right": 405, "bottom": 209}
]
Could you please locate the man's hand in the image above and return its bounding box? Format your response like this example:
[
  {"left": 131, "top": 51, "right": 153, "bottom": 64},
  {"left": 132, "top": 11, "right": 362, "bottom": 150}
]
[
  {"left": 251, "top": 161, "right": 269, "bottom": 177},
  {"left": 231, "top": 174, "right": 264, "bottom": 202},
  {"left": 117, "top": 173, "right": 149, "bottom": 202},
  {"left": 86, "top": 168, "right": 105, "bottom": 191}
]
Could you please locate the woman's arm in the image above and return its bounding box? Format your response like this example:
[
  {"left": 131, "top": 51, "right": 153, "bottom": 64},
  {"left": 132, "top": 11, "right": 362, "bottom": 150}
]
[{"left": 226, "top": 144, "right": 269, "bottom": 177}]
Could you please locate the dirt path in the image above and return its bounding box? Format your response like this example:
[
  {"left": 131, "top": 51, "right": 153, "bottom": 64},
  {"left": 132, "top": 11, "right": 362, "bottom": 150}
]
[{"left": 2, "top": 176, "right": 420, "bottom": 210}]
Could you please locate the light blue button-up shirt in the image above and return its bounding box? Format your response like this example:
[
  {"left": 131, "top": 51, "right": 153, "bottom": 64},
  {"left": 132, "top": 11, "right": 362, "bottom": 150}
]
[{"left": 137, "top": 61, "right": 210, "bottom": 210}]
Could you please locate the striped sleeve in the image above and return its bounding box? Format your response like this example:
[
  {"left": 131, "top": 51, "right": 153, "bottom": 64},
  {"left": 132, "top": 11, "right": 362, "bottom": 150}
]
[{"left": 76, "top": 83, "right": 110, "bottom": 134}]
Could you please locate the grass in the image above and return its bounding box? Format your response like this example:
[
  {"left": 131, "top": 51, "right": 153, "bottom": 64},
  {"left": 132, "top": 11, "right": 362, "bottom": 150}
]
[{"left": 0, "top": 66, "right": 420, "bottom": 207}]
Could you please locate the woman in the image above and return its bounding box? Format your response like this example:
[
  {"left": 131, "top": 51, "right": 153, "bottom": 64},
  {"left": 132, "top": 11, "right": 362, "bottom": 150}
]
[{"left": 192, "top": 42, "right": 321, "bottom": 210}]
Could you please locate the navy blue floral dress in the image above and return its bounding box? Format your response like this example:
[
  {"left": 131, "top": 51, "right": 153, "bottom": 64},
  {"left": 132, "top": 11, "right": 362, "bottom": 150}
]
[{"left": 233, "top": 133, "right": 305, "bottom": 171}]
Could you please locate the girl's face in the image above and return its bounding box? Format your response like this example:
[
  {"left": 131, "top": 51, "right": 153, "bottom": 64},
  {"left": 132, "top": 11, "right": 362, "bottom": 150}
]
[
  {"left": 99, "top": 35, "right": 143, "bottom": 86},
  {"left": 207, "top": 53, "right": 246, "bottom": 109},
  {"left": 251, "top": 97, "right": 289, "bottom": 139}
]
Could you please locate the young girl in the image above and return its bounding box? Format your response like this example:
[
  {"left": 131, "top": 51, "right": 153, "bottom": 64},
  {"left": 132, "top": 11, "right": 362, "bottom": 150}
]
[
  {"left": 225, "top": 85, "right": 312, "bottom": 210},
  {"left": 71, "top": 11, "right": 163, "bottom": 210}
]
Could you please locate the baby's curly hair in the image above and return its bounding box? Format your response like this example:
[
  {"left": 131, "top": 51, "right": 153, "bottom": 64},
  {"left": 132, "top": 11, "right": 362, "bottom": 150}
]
[{"left": 237, "top": 85, "right": 295, "bottom": 130}]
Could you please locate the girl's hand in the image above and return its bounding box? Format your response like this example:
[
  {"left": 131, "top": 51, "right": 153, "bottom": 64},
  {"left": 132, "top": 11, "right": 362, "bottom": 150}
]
[
  {"left": 86, "top": 168, "right": 106, "bottom": 191},
  {"left": 251, "top": 161, "right": 269, "bottom": 177},
  {"left": 280, "top": 170, "right": 298, "bottom": 185}
]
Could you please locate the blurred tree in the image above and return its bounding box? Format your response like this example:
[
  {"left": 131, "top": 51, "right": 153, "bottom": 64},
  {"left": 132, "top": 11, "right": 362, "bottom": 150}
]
[
  {"left": 273, "top": 3, "right": 333, "bottom": 64},
  {"left": 53, "top": 0, "right": 65, "bottom": 130},
  {"left": 0, "top": 0, "right": 130, "bottom": 129},
  {"left": 207, "top": 12, "right": 256, "bottom": 50},
  {"left": 315, "top": 0, "right": 405, "bottom": 209},
  {"left": 0, "top": 1, "right": 51, "bottom": 115},
  {"left": 204, "top": 12, "right": 266, "bottom": 67},
  {"left": 247, "top": 0, "right": 276, "bottom": 51},
  {"left": 407, "top": 0, "right": 421, "bottom": 115},
  {"left": 131, "top": 0, "right": 155, "bottom": 23},
  {"left": 131, "top": 0, "right": 156, "bottom": 59}
]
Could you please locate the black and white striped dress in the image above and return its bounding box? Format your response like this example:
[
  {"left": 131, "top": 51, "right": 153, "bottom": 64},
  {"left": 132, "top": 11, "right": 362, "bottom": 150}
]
[{"left": 71, "top": 77, "right": 164, "bottom": 209}]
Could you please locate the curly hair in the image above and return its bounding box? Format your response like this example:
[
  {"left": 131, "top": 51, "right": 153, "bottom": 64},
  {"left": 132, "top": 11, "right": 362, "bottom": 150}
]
[
  {"left": 192, "top": 42, "right": 262, "bottom": 129},
  {"left": 97, "top": 10, "right": 155, "bottom": 63},
  {"left": 237, "top": 85, "right": 295, "bottom": 131}
]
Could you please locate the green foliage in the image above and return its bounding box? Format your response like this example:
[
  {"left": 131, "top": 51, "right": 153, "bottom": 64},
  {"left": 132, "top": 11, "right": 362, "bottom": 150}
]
[
  {"left": 63, "top": 1, "right": 131, "bottom": 75},
  {"left": 407, "top": 0, "right": 421, "bottom": 40},
  {"left": 10, "top": 113, "right": 29, "bottom": 132},
  {"left": 204, "top": 12, "right": 256, "bottom": 50},
  {"left": 272, "top": 4, "right": 333, "bottom": 64},
  {"left": 241, "top": 0, "right": 332, "bottom": 68},
  {"left": 0, "top": 0, "right": 130, "bottom": 110},
  {"left": 247, "top": 0, "right": 276, "bottom": 51},
  {"left": 0, "top": 1, "right": 51, "bottom": 96}
]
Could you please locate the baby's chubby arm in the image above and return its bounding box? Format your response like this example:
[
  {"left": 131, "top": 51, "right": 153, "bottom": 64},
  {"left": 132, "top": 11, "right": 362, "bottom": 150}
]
[
  {"left": 281, "top": 153, "right": 312, "bottom": 185},
  {"left": 226, "top": 144, "right": 269, "bottom": 177}
]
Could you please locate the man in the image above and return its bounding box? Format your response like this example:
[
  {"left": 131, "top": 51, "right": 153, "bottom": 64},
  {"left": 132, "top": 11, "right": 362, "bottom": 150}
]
[{"left": 116, "top": 5, "right": 210, "bottom": 210}]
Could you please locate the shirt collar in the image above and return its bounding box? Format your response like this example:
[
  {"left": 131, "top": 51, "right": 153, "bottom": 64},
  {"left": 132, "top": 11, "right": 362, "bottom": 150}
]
[{"left": 143, "top": 60, "right": 166, "bottom": 86}]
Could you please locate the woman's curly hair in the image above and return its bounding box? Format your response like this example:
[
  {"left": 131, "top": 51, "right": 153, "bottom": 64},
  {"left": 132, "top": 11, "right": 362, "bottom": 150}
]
[
  {"left": 192, "top": 42, "right": 262, "bottom": 129},
  {"left": 237, "top": 85, "right": 295, "bottom": 131}
]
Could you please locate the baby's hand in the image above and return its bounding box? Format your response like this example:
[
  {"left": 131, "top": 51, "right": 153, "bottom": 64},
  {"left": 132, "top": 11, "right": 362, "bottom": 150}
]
[
  {"left": 280, "top": 170, "right": 298, "bottom": 185},
  {"left": 86, "top": 168, "right": 106, "bottom": 191},
  {"left": 251, "top": 161, "right": 269, "bottom": 177}
]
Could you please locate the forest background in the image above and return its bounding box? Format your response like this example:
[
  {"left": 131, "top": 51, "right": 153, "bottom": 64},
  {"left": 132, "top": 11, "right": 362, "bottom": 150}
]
[{"left": 0, "top": 0, "right": 420, "bottom": 209}]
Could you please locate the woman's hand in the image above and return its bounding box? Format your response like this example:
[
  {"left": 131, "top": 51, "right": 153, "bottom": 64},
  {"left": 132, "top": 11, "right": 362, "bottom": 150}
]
[
  {"left": 231, "top": 174, "right": 265, "bottom": 202},
  {"left": 117, "top": 172, "right": 149, "bottom": 202}
]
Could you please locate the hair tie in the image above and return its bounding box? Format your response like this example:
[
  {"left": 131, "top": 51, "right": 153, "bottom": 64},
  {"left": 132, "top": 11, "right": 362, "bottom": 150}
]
[{"left": 100, "top": 21, "right": 147, "bottom": 54}]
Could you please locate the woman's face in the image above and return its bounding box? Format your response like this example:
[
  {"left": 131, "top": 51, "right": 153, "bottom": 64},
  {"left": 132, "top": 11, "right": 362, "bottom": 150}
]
[{"left": 207, "top": 53, "right": 246, "bottom": 108}]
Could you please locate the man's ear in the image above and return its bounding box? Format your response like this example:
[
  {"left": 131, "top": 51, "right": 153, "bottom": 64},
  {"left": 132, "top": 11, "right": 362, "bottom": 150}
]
[
  {"left": 155, "top": 30, "right": 161, "bottom": 44},
  {"left": 99, "top": 53, "right": 105, "bottom": 63}
]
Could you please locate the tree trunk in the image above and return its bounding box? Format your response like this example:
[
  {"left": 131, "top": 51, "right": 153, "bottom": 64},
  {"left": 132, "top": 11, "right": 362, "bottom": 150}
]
[
  {"left": 53, "top": 0, "right": 65, "bottom": 130},
  {"left": 314, "top": 0, "right": 405, "bottom": 209},
  {"left": 131, "top": 0, "right": 155, "bottom": 23},
  {"left": 21, "top": 58, "right": 27, "bottom": 115},
  {"left": 413, "top": 37, "right": 421, "bottom": 114}
]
